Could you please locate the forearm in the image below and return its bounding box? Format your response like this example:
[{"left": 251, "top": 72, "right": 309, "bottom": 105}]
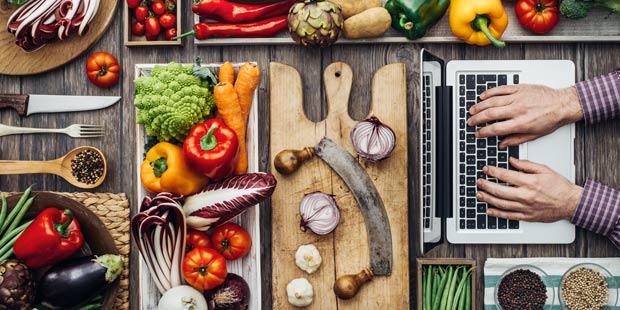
[
  {"left": 575, "top": 69, "right": 620, "bottom": 124},
  {"left": 572, "top": 179, "right": 620, "bottom": 249}
]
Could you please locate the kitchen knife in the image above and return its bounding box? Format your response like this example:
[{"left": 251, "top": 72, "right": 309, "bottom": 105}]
[{"left": 0, "top": 94, "right": 121, "bottom": 116}]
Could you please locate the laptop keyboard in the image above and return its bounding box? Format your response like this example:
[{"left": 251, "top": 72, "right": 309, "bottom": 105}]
[
  {"left": 422, "top": 73, "right": 432, "bottom": 229},
  {"left": 457, "top": 73, "right": 520, "bottom": 230}
]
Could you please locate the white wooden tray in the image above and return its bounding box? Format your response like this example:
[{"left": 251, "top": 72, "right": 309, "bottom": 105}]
[
  {"left": 134, "top": 63, "right": 261, "bottom": 310},
  {"left": 193, "top": 0, "right": 620, "bottom": 45}
]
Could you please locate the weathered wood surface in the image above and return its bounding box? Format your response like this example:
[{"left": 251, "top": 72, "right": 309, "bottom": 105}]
[{"left": 0, "top": 3, "right": 619, "bottom": 308}]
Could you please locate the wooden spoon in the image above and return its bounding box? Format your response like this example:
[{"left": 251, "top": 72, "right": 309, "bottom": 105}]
[{"left": 0, "top": 146, "right": 107, "bottom": 189}]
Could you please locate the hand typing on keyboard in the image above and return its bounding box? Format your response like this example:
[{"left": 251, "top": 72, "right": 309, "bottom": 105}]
[
  {"left": 476, "top": 157, "right": 582, "bottom": 223},
  {"left": 467, "top": 84, "right": 583, "bottom": 149}
]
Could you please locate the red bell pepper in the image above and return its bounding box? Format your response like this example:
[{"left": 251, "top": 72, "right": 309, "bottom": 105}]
[
  {"left": 192, "top": 0, "right": 296, "bottom": 23},
  {"left": 174, "top": 15, "right": 288, "bottom": 40},
  {"left": 14, "top": 208, "right": 83, "bottom": 269},
  {"left": 183, "top": 118, "right": 240, "bottom": 179}
]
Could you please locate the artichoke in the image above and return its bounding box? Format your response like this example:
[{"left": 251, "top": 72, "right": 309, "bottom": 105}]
[
  {"left": 288, "top": 0, "right": 344, "bottom": 48},
  {"left": 0, "top": 260, "right": 34, "bottom": 310}
]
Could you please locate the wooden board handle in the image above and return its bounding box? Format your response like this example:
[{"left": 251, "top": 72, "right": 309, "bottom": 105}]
[{"left": 0, "top": 94, "right": 29, "bottom": 116}]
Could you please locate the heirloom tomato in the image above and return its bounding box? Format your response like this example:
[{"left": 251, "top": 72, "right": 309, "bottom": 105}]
[
  {"left": 86, "top": 52, "right": 120, "bottom": 88},
  {"left": 182, "top": 248, "right": 227, "bottom": 291},
  {"left": 515, "top": 0, "right": 559, "bottom": 34},
  {"left": 211, "top": 223, "right": 252, "bottom": 260}
]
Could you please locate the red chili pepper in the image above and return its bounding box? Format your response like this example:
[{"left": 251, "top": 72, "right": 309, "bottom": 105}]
[
  {"left": 174, "top": 15, "right": 288, "bottom": 40},
  {"left": 13, "top": 208, "right": 84, "bottom": 269},
  {"left": 192, "top": 0, "right": 296, "bottom": 23},
  {"left": 183, "top": 118, "right": 239, "bottom": 179}
]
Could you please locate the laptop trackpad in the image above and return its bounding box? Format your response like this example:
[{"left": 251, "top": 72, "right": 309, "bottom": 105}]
[{"left": 524, "top": 125, "right": 574, "bottom": 180}]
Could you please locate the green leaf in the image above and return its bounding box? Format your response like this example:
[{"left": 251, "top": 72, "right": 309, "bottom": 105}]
[
  {"left": 192, "top": 57, "right": 218, "bottom": 88},
  {"left": 7, "top": 0, "right": 30, "bottom": 5}
]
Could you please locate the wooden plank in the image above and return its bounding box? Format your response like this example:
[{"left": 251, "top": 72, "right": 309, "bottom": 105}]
[
  {"left": 0, "top": 74, "right": 22, "bottom": 190},
  {"left": 194, "top": 1, "right": 620, "bottom": 46}
]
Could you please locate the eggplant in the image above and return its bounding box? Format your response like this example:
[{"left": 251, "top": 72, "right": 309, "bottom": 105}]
[{"left": 37, "top": 254, "right": 123, "bottom": 309}]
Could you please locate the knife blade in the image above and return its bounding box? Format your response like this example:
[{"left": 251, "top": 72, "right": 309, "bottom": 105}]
[
  {"left": 0, "top": 94, "right": 121, "bottom": 116},
  {"left": 314, "top": 137, "right": 393, "bottom": 276}
]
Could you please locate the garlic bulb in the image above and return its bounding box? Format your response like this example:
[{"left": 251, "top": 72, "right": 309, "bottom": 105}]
[
  {"left": 295, "top": 244, "right": 322, "bottom": 274},
  {"left": 299, "top": 192, "right": 340, "bottom": 235},
  {"left": 287, "top": 278, "right": 314, "bottom": 307}
]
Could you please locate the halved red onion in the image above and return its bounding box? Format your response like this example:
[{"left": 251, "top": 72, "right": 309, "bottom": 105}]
[
  {"left": 350, "top": 116, "right": 396, "bottom": 161},
  {"left": 299, "top": 192, "right": 340, "bottom": 235}
]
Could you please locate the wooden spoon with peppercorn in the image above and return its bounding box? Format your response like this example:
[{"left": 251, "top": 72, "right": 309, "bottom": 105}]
[{"left": 0, "top": 146, "right": 107, "bottom": 189}]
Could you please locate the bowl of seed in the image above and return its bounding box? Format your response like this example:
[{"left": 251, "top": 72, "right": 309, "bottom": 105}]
[
  {"left": 495, "top": 264, "right": 554, "bottom": 310},
  {"left": 559, "top": 263, "right": 618, "bottom": 310}
]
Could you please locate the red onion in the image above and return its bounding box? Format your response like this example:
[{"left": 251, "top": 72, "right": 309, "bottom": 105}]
[
  {"left": 350, "top": 116, "right": 396, "bottom": 161},
  {"left": 299, "top": 192, "right": 340, "bottom": 235}
]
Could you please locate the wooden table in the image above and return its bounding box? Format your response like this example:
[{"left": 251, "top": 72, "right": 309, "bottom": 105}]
[{"left": 1, "top": 5, "right": 619, "bottom": 308}]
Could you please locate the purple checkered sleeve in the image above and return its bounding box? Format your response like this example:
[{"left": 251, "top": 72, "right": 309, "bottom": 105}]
[
  {"left": 572, "top": 179, "right": 620, "bottom": 249},
  {"left": 575, "top": 69, "right": 620, "bottom": 124}
]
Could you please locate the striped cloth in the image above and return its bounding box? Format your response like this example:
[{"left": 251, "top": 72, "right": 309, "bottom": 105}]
[
  {"left": 572, "top": 70, "right": 620, "bottom": 249},
  {"left": 484, "top": 257, "right": 620, "bottom": 310}
]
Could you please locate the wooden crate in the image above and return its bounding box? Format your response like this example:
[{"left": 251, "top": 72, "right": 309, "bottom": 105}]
[
  {"left": 417, "top": 258, "right": 477, "bottom": 310},
  {"left": 133, "top": 63, "right": 261, "bottom": 309},
  {"left": 124, "top": 0, "right": 182, "bottom": 46}
]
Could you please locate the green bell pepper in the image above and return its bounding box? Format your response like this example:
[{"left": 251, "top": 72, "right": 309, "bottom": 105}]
[{"left": 384, "top": 0, "right": 450, "bottom": 40}]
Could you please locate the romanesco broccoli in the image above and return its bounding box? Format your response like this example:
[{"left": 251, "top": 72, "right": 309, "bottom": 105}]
[{"left": 134, "top": 62, "right": 215, "bottom": 143}]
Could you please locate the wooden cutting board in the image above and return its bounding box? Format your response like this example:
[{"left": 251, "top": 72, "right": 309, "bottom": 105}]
[
  {"left": 0, "top": 0, "right": 118, "bottom": 75},
  {"left": 270, "top": 62, "right": 409, "bottom": 309}
]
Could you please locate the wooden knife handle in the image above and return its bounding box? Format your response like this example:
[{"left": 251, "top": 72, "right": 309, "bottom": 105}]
[{"left": 0, "top": 94, "right": 29, "bottom": 116}]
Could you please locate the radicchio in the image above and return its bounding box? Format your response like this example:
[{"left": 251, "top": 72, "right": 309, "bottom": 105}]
[{"left": 183, "top": 173, "right": 277, "bottom": 231}]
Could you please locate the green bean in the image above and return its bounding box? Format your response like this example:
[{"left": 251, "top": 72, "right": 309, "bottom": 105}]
[
  {"left": 432, "top": 268, "right": 440, "bottom": 301},
  {"left": 452, "top": 268, "right": 472, "bottom": 310},
  {"left": 0, "top": 186, "right": 32, "bottom": 235},
  {"left": 0, "top": 231, "right": 24, "bottom": 260},
  {"left": 433, "top": 266, "right": 450, "bottom": 310},
  {"left": 438, "top": 266, "right": 454, "bottom": 310},
  {"left": 0, "top": 220, "right": 33, "bottom": 249},
  {"left": 425, "top": 265, "right": 432, "bottom": 310},
  {"left": 4, "top": 196, "right": 34, "bottom": 238},
  {"left": 445, "top": 266, "right": 462, "bottom": 310},
  {"left": 0, "top": 194, "right": 7, "bottom": 233},
  {"left": 465, "top": 276, "right": 471, "bottom": 310}
]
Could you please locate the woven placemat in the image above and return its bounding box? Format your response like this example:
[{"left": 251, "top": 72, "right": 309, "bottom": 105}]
[{"left": 5, "top": 192, "right": 130, "bottom": 310}]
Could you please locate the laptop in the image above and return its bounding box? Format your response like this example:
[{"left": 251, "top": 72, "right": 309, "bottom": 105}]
[{"left": 419, "top": 49, "right": 576, "bottom": 250}]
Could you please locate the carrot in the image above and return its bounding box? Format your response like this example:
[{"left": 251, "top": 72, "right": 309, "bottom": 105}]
[
  {"left": 218, "top": 61, "right": 235, "bottom": 85},
  {"left": 234, "top": 62, "right": 260, "bottom": 125},
  {"left": 214, "top": 82, "right": 247, "bottom": 175}
]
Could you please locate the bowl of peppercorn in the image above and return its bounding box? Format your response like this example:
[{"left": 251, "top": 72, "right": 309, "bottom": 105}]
[
  {"left": 559, "top": 263, "right": 618, "bottom": 309},
  {"left": 495, "top": 264, "right": 554, "bottom": 310}
]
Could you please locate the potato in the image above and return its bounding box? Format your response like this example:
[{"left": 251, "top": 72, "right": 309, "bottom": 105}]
[
  {"left": 329, "top": 0, "right": 382, "bottom": 19},
  {"left": 343, "top": 7, "right": 392, "bottom": 40}
]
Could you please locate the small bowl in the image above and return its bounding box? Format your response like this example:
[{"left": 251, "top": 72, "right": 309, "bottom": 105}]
[
  {"left": 495, "top": 264, "right": 555, "bottom": 310},
  {"left": 559, "top": 263, "right": 618, "bottom": 309}
]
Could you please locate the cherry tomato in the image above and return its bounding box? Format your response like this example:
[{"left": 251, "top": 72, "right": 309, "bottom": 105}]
[
  {"left": 182, "top": 248, "right": 227, "bottom": 291},
  {"left": 151, "top": 1, "right": 166, "bottom": 15},
  {"left": 131, "top": 20, "right": 146, "bottom": 36},
  {"left": 211, "top": 223, "right": 252, "bottom": 260},
  {"left": 145, "top": 16, "right": 161, "bottom": 36},
  {"left": 145, "top": 31, "right": 159, "bottom": 41},
  {"left": 165, "top": 0, "right": 175, "bottom": 12},
  {"left": 126, "top": 0, "right": 140, "bottom": 9},
  {"left": 86, "top": 52, "right": 120, "bottom": 88},
  {"left": 159, "top": 13, "right": 176, "bottom": 29},
  {"left": 515, "top": 0, "right": 559, "bottom": 34},
  {"left": 135, "top": 5, "right": 149, "bottom": 22},
  {"left": 186, "top": 229, "right": 211, "bottom": 253},
  {"left": 165, "top": 28, "right": 177, "bottom": 41}
]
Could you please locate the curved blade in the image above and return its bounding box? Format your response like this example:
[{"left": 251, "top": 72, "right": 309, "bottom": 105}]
[{"left": 314, "top": 137, "right": 392, "bottom": 275}]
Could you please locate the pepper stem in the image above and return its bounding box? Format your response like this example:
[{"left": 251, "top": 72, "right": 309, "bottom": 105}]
[
  {"left": 200, "top": 123, "right": 219, "bottom": 151},
  {"left": 54, "top": 209, "right": 74, "bottom": 238},
  {"left": 151, "top": 157, "right": 168, "bottom": 177},
  {"left": 172, "top": 30, "right": 196, "bottom": 40},
  {"left": 472, "top": 15, "right": 505, "bottom": 48}
]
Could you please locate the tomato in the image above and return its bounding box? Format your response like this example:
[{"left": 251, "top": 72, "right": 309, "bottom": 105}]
[
  {"left": 151, "top": 1, "right": 166, "bottom": 15},
  {"left": 165, "top": 0, "right": 175, "bottom": 12},
  {"left": 127, "top": 0, "right": 140, "bottom": 9},
  {"left": 211, "top": 223, "right": 252, "bottom": 260},
  {"left": 145, "top": 32, "right": 159, "bottom": 41},
  {"left": 515, "top": 0, "right": 559, "bottom": 34},
  {"left": 145, "top": 16, "right": 160, "bottom": 36},
  {"left": 186, "top": 229, "right": 211, "bottom": 253},
  {"left": 86, "top": 52, "right": 120, "bottom": 88},
  {"left": 165, "top": 28, "right": 177, "bottom": 41},
  {"left": 131, "top": 20, "right": 146, "bottom": 36},
  {"left": 159, "top": 13, "right": 176, "bottom": 29},
  {"left": 135, "top": 5, "right": 149, "bottom": 22},
  {"left": 182, "top": 248, "right": 227, "bottom": 291}
]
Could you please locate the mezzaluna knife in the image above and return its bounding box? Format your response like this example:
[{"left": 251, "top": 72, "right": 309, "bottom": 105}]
[{"left": 0, "top": 94, "right": 121, "bottom": 116}]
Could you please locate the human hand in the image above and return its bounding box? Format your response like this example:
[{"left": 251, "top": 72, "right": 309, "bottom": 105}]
[
  {"left": 476, "top": 158, "right": 582, "bottom": 223},
  {"left": 468, "top": 84, "right": 583, "bottom": 148}
]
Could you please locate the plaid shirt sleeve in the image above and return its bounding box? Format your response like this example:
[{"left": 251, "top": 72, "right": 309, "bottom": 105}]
[
  {"left": 575, "top": 69, "right": 620, "bottom": 124},
  {"left": 572, "top": 179, "right": 620, "bottom": 249}
]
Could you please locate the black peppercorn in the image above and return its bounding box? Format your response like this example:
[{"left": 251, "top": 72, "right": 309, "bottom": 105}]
[{"left": 497, "top": 269, "right": 547, "bottom": 310}]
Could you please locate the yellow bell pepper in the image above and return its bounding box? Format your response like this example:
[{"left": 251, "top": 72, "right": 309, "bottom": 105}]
[
  {"left": 141, "top": 142, "right": 209, "bottom": 196},
  {"left": 449, "top": 0, "right": 509, "bottom": 48}
]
